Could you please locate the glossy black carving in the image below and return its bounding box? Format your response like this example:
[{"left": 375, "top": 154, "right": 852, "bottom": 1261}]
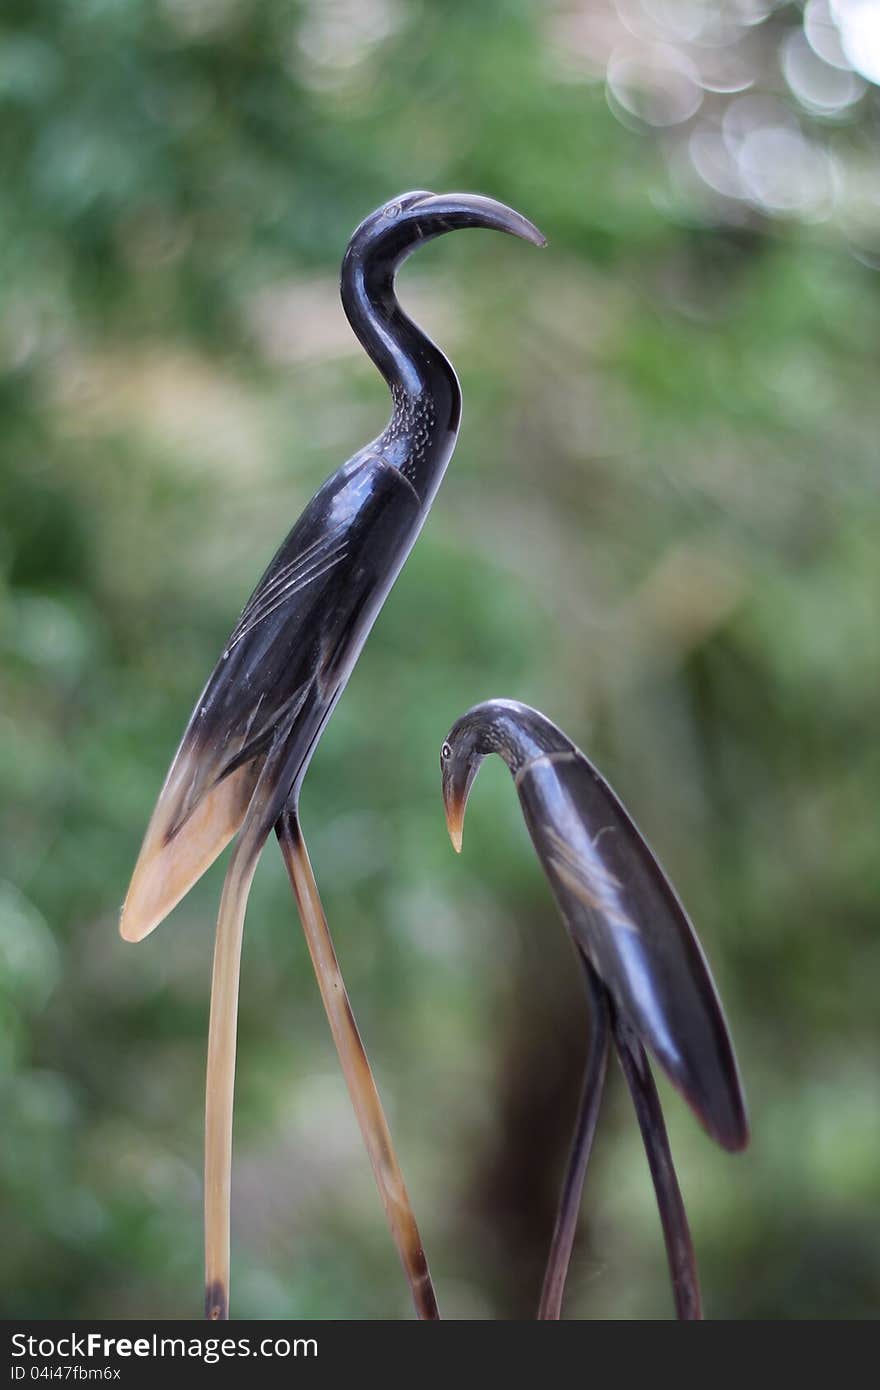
[
  {"left": 122, "top": 194, "right": 545, "bottom": 942},
  {"left": 441, "top": 698, "right": 748, "bottom": 1318},
  {"left": 121, "top": 194, "right": 545, "bottom": 1321}
]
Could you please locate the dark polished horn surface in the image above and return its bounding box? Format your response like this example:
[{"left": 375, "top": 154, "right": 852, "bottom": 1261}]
[
  {"left": 121, "top": 194, "right": 545, "bottom": 1320},
  {"left": 441, "top": 697, "right": 748, "bottom": 1318}
]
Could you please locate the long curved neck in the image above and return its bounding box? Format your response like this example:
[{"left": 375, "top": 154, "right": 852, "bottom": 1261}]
[
  {"left": 341, "top": 254, "right": 461, "bottom": 502},
  {"left": 481, "top": 702, "right": 575, "bottom": 777}
]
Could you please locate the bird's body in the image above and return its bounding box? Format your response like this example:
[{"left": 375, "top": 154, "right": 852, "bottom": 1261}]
[
  {"left": 441, "top": 698, "right": 748, "bottom": 1317},
  {"left": 121, "top": 191, "right": 542, "bottom": 943},
  {"left": 120, "top": 194, "right": 544, "bottom": 1319},
  {"left": 129, "top": 440, "right": 426, "bottom": 930},
  {"left": 514, "top": 738, "right": 745, "bottom": 1152}
]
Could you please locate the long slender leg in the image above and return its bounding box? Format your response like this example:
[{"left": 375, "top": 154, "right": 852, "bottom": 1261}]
[
  {"left": 611, "top": 1009, "right": 702, "bottom": 1320},
  {"left": 538, "top": 953, "right": 610, "bottom": 1320},
  {"left": 276, "top": 807, "right": 439, "bottom": 1320},
  {"left": 203, "top": 729, "right": 304, "bottom": 1321},
  {"left": 204, "top": 823, "right": 264, "bottom": 1319}
]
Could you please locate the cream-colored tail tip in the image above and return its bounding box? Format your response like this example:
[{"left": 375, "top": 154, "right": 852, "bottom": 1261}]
[
  {"left": 448, "top": 825, "right": 463, "bottom": 854},
  {"left": 118, "top": 752, "right": 259, "bottom": 946},
  {"left": 118, "top": 829, "right": 181, "bottom": 943},
  {"left": 119, "top": 899, "right": 158, "bottom": 943},
  {"left": 119, "top": 906, "right": 139, "bottom": 943}
]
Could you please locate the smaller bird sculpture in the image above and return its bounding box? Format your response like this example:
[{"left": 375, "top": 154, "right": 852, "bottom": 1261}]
[{"left": 440, "top": 699, "right": 749, "bottom": 1319}]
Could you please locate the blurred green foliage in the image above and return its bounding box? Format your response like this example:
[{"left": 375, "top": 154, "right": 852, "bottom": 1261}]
[{"left": 1, "top": 0, "right": 879, "bottom": 1319}]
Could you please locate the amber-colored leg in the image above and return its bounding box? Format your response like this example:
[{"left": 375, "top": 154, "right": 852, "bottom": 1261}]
[
  {"left": 276, "top": 808, "right": 439, "bottom": 1320},
  {"left": 203, "top": 730, "right": 303, "bottom": 1321},
  {"left": 204, "top": 828, "right": 263, "bottom": 1319},
  {"left": 612, "top": 1010, "right": 702, "bottom": 1320},
  {"left": 538, "top": 955, "right": 609, "bottom": 1319}
]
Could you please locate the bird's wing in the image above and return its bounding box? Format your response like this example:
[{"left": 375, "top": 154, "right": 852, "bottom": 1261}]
[
  {"left": 516, "top": 752, "right": 748, "bottom": 1152},
  {"left": 226, "top": 516, "right": 350, "bottom": 653},
  {"left": 119, "top": 505, "right": 353, "bottom": 943},
  {"left": 121, "top": 458, "right": 420, "bottom": 944},
  {"left": 119, "top": 672, "right": 315, "bottom": 944}
]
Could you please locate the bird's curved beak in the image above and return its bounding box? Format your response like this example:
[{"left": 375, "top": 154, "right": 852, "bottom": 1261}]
[
  {"left": 407, "top": 193, "right": 547, "bottom": 249},
  {"left": 441, "top": 751, "right": 480, "bottom": 854}
]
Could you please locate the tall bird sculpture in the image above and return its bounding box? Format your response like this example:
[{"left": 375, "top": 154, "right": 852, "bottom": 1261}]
[
  {"left": 120, "top": 194, "right": 545, "bottom": 1320},
  {"left": 440, "top": 699, "right": 748, "bottom": 1319}
]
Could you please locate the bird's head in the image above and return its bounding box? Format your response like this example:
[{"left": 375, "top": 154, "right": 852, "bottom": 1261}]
[
  {"left": 345, "top": 190, "right": 546, "bottom": 275},
  {"left": 440, "top": 699, "right": 546, "bottom": 852},
  {"left": 440, "top": 711, "right": 488, "bottom": 855}
]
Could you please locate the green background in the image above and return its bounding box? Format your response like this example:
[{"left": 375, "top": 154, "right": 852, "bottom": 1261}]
[{"left": 2, "top": 0, "right": 879, "bottom": 1319}]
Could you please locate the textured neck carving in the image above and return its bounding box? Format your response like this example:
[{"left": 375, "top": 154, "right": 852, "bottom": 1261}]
[
  {"left": 341, "top": 258, "right": 460, "bottom": 501},
  {"left": 379, "top": 386, "right": 438, "bottom": 486}
]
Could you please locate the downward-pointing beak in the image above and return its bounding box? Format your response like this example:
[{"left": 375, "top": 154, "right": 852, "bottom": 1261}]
[
  {"left": 412, "top": 193, "right": 547, "bottom": 248},
  {"left": 444, "top": 785, "right": 465, "bottom": 854},
  {"left": 441, "top": 753, "right": 480, "bottom": 854}
]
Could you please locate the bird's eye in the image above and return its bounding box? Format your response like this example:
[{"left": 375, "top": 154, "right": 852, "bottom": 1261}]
[
  {"left": 440, "top": 741, "right": 452, "bottom": 763},
  {"left": 384, "top": 203, "right": 402, "bottom": 219}
]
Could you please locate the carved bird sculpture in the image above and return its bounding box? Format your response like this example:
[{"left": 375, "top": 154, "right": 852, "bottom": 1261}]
[
  {"left": 121, "top": 194, "right": 545, "bottom": 1319},
  {"left": 440, "top": 698, "right": 748, "bottom": 1319}
]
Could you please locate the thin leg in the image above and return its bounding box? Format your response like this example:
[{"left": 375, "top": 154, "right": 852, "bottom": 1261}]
[
  {"left": 611, "top": 1009, "right": 702, "bottom": 1320},
  {"left": 203, "top": 727, "right": 305, "bottom": 1321},
  {"left": 538, "top": 954, "right": 610, "bottom": 1320},
  {"left": 276, "top": 807, "right": 439, "bottom": 1320},
  {"left": 204, "top": 827, "right": 263, "bottom": 1319}
]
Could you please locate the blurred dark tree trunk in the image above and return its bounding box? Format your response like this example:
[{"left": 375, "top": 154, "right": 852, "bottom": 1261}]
[{"left": 468, "top": 911, "right": 598, "bottom": 1318}]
